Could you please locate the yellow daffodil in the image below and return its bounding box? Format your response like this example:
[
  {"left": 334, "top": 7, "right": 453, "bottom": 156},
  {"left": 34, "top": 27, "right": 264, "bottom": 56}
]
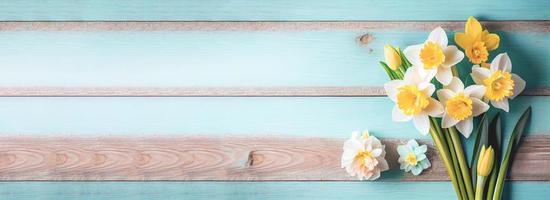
[
  {"left": 404, "top": 27, "right": 464, "bottom": 85},
  {"left": 341, "top": 130, "right": 389, "bottom": 180},
  {"left": 455, "top": 16, "right": 500, "bottom": 65},
  {"left": 384, "top": 66, "right": 444, "bottom": 134},
  {"left": 384, "top": 45, "right": 402, "bottom": 70},
  {"left": 471, "top": 53, "right": 526, "bottom": 112},
  {"left": 437, "top": 77, "right": 489, "bottom": 138}
]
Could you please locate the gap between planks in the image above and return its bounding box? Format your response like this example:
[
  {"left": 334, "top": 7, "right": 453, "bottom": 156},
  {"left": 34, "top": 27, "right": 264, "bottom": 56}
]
[
  {"left": 0, "top": 87, "right": 547, "bottom": 97},
  {"left": 0, "top": 21, "right": 548, "bottom": 32},
  {"left": 0, "top": 135, "right": 547, "bottom": 181}
]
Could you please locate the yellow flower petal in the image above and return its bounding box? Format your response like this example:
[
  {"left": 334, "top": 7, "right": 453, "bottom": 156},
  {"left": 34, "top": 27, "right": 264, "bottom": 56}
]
[
  {"left": 465, "top": 16, "right": 482, "bottom": 37},
  {"left": 482, "top": 31, "right": 500, "bottom": 51},
  {"left": 454, "top": 32, "right": 472, "bottom": 49}
]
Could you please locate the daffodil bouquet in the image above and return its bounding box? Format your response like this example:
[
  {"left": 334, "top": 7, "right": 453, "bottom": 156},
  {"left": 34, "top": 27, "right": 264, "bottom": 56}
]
[{"left": 380, "top": 17, "right": 532, "bottom": 200}]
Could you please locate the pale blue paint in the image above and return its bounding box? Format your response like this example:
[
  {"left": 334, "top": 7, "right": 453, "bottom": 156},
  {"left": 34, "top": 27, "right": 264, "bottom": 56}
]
[
  {"left": 0, "top": 182, "right": 547, "bottom": 200},
  {"left": 0, "top": 31, "right": 548, "bottom": 88},
  {"left": 0, "top": 0, "right": 548, "bottom": 21},
  {"left": 0, "top": 96, "right": 544, "bottom": 138}
]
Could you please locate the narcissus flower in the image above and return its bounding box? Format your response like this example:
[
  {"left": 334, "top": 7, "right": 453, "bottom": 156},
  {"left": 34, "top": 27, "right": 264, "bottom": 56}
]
[
  {"left": 471, "top": 53, "right": 526, "bottom": 112},
  {"left": 341, "top": 130, "right": 389, "bottom": 180},
  {"left": 384, "top": 66, "right": 444, "bottom": 134},
  {"left": 477, "top": 145, "right": 495, "bottom": 177},
  {"left": 384, "top": 44, "right": 402, "bottom": 70},
  {"left": 397, "top": 139, "right": 431, "bottom": 175},
  {"left": 455, "top": 16, "right": 500, "bottom": 65},
  {"left": 404, "top": 27, "right": 464, "bottom": 85},
  {"left": 437, "top": 77, "right": 489, "bottom": 138}
]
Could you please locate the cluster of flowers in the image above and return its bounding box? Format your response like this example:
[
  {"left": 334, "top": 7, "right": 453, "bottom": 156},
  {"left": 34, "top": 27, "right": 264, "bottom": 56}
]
[
  {"left": 341, "top": 17, "right": 531, "bottom": 200},
  {"left": 341, "top": 130, "right": 431, "bottom": 180}
]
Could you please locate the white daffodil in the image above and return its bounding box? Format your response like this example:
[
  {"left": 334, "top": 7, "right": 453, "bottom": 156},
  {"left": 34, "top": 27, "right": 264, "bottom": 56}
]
[
  {"left": 341, "top": 130, "right": 389, "bottom": 180},
  {"left": 437, "top": 77, "right": 490, "bottom": 137},
  {"left": 384, "top": 66, "right": 444, "bottom": 135},
  {"left": 404, "top": 27, "right": 465, "bottom": 85},
  {"left": 471, "top": 53, "right": 526, "bottom": 112}
]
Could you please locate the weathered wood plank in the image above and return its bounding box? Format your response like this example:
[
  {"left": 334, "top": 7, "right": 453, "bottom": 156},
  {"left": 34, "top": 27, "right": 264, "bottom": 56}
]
[
  {"left": 0, "top": 0, "right": 548, "bottom": 21},
  {"left": 0, "top": 97, "right": 545, "bottom": 138},
  {"left": 0, "top": 87, "right": 546, "bottom": 97},
  {"left": 2, "top": 182, "right": 549, "bottom": 200},
  {"left": 0, "top": 25, "right": 547, "bottom": 88},
  {"left": 0, "top": 136, "right": 547, "bottom": 181},
  {"left": 0, "top": 21, "right": 548, "bottom": 32}
]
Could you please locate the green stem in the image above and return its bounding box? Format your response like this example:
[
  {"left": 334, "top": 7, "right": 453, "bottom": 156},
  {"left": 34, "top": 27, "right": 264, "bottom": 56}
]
[
  {"left": 476, "top": 176, "right": 487, "bottom": 200},
  {"left": 444, "top": 128, "right": 467, "bottom": 200},
  {"left": 429, "top": 118, "right": 462, "bottom": 200},
  {"left": 451, "top": 65, "right": 460, "bottom": 78},
  {"left": 449, "top": 127, "right": 475, "bottom": 200},
  {"left": 486, "top": 163, "right": 499, "bottom": 200}
]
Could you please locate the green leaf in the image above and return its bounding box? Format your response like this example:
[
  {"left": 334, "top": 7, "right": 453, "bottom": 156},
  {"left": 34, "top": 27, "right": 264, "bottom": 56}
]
[
  {"left": 397, "top": 48, "right": 411, "bottom": 69},
  {"left": 492, "top": 107, "right": 532, "bottom": 200},
  {"left": 379, "top": 61, "right": 397, "bottom": 80},
  {"left": 486, "top": 114, "right": 502, "bottom": 200},
  {"left": 471, "top": 113, "right": 489, "bottom": 186}
]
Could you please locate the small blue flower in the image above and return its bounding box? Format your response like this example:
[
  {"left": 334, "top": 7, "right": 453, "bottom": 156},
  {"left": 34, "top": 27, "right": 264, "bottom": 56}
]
[{"left": 397, "top": 139, "right": 431, "bottom": 175}]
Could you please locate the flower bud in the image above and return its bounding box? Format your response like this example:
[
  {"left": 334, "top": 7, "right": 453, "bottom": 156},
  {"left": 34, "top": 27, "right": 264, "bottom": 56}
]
[
  {"left": 384, "top": 45, "right": 402, "bottom": 70},
  {"left": 476, "top": 145, "right": 495, "bottom": 177}
]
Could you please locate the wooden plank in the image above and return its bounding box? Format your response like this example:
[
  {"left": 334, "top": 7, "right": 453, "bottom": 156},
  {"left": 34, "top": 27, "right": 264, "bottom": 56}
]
[
  {"left": 1, "top": 182, "right": 549, "bottom": 200},
  {"left": 0, "top": 24, "right": 548, "bottom": 88},
  {"left": 0, "top": 21, "right": 548, "bottom": 32},
  {"left": 0, "top": 87, "right": 547, "bottom": 97},
  {"left": 0, "top": 97, "right": 545, "bottom": 138},
  {"left": 0, "top": 136, "right": 547, "bottom": 181},
  {"left": 0, "top": 1, "right": 548, "bottom": 21}
]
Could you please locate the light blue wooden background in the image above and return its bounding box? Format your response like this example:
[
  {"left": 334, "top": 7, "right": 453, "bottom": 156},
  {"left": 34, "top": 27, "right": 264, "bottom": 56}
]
[{"left": 0, "top": 0, "right": 548, "bottom": 199}]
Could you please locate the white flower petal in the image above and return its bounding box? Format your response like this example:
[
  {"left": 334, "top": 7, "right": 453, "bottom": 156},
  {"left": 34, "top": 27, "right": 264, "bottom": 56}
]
[
  {"left": 404, "top": 66, "right": 421, "bottom": 84},
  {"left": 442, "top": 113, "right": 459, "bottom": 128},
  {"left": 471, "top": 65, "right": 491, "bottom": 84},
  {"left": 397, "top": 145, "right": 409, "bottom": 156},
  {"left": 417, "top": 67, "right": 437, "bottom": 83},
  {"left": 403, "top": 44, "right": 423, "bottom": 67},
  {"left": 425, "top": 98, "right": 444, "bottom": 117},
  {"left": 384, "top": 80, "right": 405, "bottom": 102},
  {"left": 455, "top": 118, "right": 474, "bottom": 138},
  {"left": 419, "top": 82, "right": 436, "bottom": 96},
  {"left": 407, "top": 139, "right": 419, "bottom": 148},
  {"left": 491, "top": 99, "right": 510, "bottom": 112},
  {"left": 393, "top": 105, "right": 413, "bottom": 122},
  {"left": 371, "top": 148, "right": 382, "bottom": 157},
  {"left": 472, "top": 98, "right": 490, "bottom": 116},
  {"left": 415, "top": 145, "right": 428, "bottom": 155},
  {"left": 445, "top": 77, "right": 464, "bottom": 93},
  {"left": 436, "top": 89, "right": 455, "bottom": 105},
  {"left": 426, "top": 27, "right": 448, "bottom": 48},
  {"left": 413, "top": 114, "right": 430, "bottom": 135},
  {"left": 511, "top": 74, "right": 526, "bottom": 99},
  {"left": 378, "top": 158, "right": 389, "bottom": 171},
  {"left": 490, "top": 53, "right": 512, "bottom": 72},
  {"left": 435, "top": 66, "right": 453, "bottom": 85},
  {"left": 464, "top": 85, "right": 486, "bottom": 99},
  {"left": 441, "top": 46, "right": 464, "bottom": 68}
]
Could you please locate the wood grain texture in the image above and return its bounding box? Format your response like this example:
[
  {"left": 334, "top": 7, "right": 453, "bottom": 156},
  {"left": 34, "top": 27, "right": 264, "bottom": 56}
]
[
  {"left": 0, "top": 21, "right": 548, "bottom": 32},
  {"left": 0, "top": 136, "right": 547, "bottom": 181},
  {"left": 0, "top": 97, "right": 545, "bottom": 138},
  {"left": 0, "top": 0, "right": 548, "bottom": 21},
  {"left": 0, "top": 87, "right": 547, "bottom": 97},
  {"left": 0, "top": 31, "right": 548, "bottom": 88}
]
